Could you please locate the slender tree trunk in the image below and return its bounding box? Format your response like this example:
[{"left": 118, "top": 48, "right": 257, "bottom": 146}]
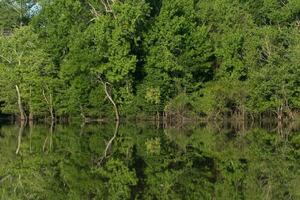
[
  {"left": 43, "top": 89, "right": 55, "bottom": 122},
  {"left": 277, "top": 105, "right": 283, "bottom": 121},
  {"left": 42, "top": 122, "right": 54, "bottom": 153},
  {"left": 98, "top": 114, "right": 120, "bottom": 165},
  {"left": 96, "top": 78, "right": 120, "bottom": 165},
  {"left": 16, "top": 120, "right": 25, "bottom": 155},
  {"left": 103, "top": 119, "right": 119, "bottom": 158},
  {"left": 103, "top": 82, "right": 120, "bottom": 122},
  {"left": 49, "top": 93, "right": 54, "bottom": 121},
  {"left": 15, "top": 85, "right": 26, "bottom": 121}
]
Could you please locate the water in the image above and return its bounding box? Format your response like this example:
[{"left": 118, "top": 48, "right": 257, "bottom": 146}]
[{"left": 0, "top": 122, "right": 299, "bottom": 200}]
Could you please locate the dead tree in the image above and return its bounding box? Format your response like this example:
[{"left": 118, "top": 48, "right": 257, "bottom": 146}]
[
  {"left": 97, "top": 118, "right": 120, "bottom": 165},
  {"left": 96, "top": 75, "right": 120, "bottom": 165},
  {"left": 97, "top": 76, "right": 120, "bottom": 122}
]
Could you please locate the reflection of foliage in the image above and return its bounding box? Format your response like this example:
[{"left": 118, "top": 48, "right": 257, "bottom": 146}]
[
  {"left": 0, "top": 123, "right": 299, "bottom": 199},
  {"left": 145, "top": 137, "right": 161, "bottom": 155},
  {"left": 93, "top": 158, "right": 137, "bottom": 200},
  {"left": 145, "top": 87, "right": 161, "bottom": 105}
]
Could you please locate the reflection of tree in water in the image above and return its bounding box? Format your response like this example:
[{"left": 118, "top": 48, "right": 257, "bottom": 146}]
[
  {"left": 95, "top": 119, "right": 120, "bottom": 166},
  {"left": 15, "top": 121, "right": 25, "bottom": 155},
  {"left": 42, "top": 122, "right": 54, "bottom": 153},
  {"left": 0, "top": 123, "right": 298, "bottom": 199}
]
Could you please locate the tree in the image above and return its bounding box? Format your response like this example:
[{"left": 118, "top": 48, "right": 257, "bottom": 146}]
[
  {"left": 141, "top": 0, "right": 213, "bottom": 115},
  {"left": 60, "top": 0, "right": 150, "bottom": 117},
  {"left": 0, "top": 0, "right": 36, "bottom": 33},
  {"left": 247, "top": 26, "right": 300, "bottom": 120},
  {"left": 0, "top": 26, "right": 54, "bottom": 120}
]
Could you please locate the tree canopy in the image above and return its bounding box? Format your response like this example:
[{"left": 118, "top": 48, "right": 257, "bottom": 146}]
[{"left": 0, "top": 0, "right": 299, "bottom": 121}]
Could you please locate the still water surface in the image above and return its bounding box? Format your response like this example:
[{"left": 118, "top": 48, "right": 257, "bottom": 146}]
[{"left": 0, "top": 122, "right": 299, "bottom": 200}]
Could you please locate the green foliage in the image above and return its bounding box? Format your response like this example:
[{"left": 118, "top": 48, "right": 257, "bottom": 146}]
[
  {"left": 0, "top": 26, "right": 55, "bottom": 117},
  {"left": 195, "top": 79, "right": 248, "bottom": 118},
  {"left": 145, "top": 137, "right": 161, "bottom": 155},
  {"left": 0, "top": 0, "right": 36, "bottom": 34},
  {"left": 0, "top": 122, "right": 299, "bottom": 199},
  {"left": 165, "top": 92, "right": 196, "bottom": 119},
  {"left": 142, "top": 0, "right": 213, "bottom": 100},
  {"left": 93, "top": 158, "right": 138, "bottom": 199},
  {"left": 0, "top": 0, "right": 299, "bottom": 119},
  {"left": 247, "top": 27, "right": 300, "bottom": 115}
]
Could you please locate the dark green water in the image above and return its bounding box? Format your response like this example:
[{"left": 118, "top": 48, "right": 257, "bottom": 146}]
[{"left": 0, "top": 122, "right": 299, "bottom": 200}]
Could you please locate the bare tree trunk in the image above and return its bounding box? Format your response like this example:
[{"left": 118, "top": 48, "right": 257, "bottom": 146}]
[
  {"left": 104, "top": 120, "right": 119, "bottom": 158},
  {"left": 15, "top": 85, "right": 26, "bottom": 121},
  {"left": 103, "top": 82, "right": 120, "bottom": 122},
  {"left": 98, "top": 117, "right": 120, "bottom": 165},
  {"left": 43, "top": 122, "right": 54, "bottom": 153},
  {"left": 42, "top": 135, "right": 48, "bottom": 152},
  {"left": 43, "top": 89, "right": 55, "bottom": 122},
  {"left": 96, "top": 77, "right": 120, "bottom": 165},
  {"left": 49, "top": 93, "right": 54, "bottom": 121},
  {"left": 16, "top": 121, "right": 25, "bottom": 155}
]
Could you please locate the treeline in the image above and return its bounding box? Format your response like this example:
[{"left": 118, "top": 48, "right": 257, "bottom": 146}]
[{"left": 0, "top": 0, "right": 299, "bottom": 122}]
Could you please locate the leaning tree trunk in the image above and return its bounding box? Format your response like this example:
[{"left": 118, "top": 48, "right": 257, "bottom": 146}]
[
  {"left": 99, "top": 117, "right": 120, "bottom": 164},
  {"left": 103, "top": 82, "right": 120, "bottom": 122},
  {"left": 96, "top": 79, "right": 120, "bottom": 165},
  {"left": 15, "top": 85, "right": 26, "bottom": 121},
  {"left": 16, "top": 120, "right": 25, "bottom": 155}
]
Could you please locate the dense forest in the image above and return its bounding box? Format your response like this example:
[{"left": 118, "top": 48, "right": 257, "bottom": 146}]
[{"left": 0, "top": 0, "right": 300, "bottom": 122}]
